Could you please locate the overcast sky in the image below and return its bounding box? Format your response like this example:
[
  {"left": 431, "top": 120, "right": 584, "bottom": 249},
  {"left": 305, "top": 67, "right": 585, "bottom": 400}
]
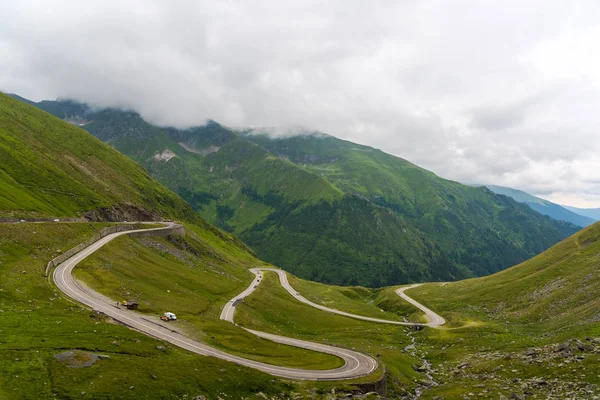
[{"left": 2, "top": 1, "right": 600, "bottom": 207}]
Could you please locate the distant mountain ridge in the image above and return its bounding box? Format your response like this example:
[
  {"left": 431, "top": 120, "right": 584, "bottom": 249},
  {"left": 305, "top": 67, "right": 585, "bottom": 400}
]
[
  {"left": 13, "top": 94, "right": 580, "bottom": 287},
  {"left": 485, "top": 185, "right": 595, "bottom": 227},
  {"left": 562, "top": 205, "right": 600, "bottom": 221}
]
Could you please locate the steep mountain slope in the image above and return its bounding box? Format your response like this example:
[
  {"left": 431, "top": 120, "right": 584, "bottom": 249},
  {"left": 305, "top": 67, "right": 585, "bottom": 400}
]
[
  {"left": 0, "top": 92, "right": 198, "bottom": 222},
  {"left": 236, "top": 133, "right": 580, "bottom": 283},
  {"left": 563, "top": 205, "right": 600, "bottom": 221},
  {"left": 17, "top": 95, "right": 580, "bottom": 287},
  {"left": 486, "top": 185, "right": 595, "bottom": 227}
]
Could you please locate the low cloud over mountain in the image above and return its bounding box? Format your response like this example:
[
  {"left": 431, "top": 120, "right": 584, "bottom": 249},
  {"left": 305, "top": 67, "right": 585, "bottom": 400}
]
[{"left": 2, "top": 0, "right": 600, "bottom": 206}]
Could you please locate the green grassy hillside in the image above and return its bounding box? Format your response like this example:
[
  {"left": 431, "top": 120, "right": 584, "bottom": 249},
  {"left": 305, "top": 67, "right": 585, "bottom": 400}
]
[
  {"left": 0, "top": 222, "right": 330, "bottom": 399},
  {"left": 245, "top": 133, "right": 581, "bottom": 283},
  {"left": 74, "top": 232, "right": 344, "bottom": 371},
  {"left": 409, "top": 221, "right": 600, "bottom": 330},
  {"left": 0, "top": 92, "right": 197, "bottom": 222},
  {"left": 235, "top": 271, "right": 421, "bottom": 397},
  {"left": 399, "top": 222, "right": 600, "bottom": 398},
  {"left": 17, "top": 95, "right": 579, "bottom": 287}
]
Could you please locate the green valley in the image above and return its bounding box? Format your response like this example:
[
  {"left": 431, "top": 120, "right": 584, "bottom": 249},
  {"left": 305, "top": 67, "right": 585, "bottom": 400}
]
[
  {"left": 0, "top": 94, "right": 388, "bottom": 398},
  {"left": 238, "top": 223, "right": 600, "bottom": 398},
  {"left": 1, "top": 92, "right": 599, "bottom": 399},
  {"left": 15, "top": 95, "right": 580, "bottom": 287},
  {"left": 4, "top": 3, "right": 600, "bottom": 399}
]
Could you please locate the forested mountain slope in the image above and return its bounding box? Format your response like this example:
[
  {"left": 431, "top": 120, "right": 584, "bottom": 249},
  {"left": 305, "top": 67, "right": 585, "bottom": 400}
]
[{"left": 486, "top": 185, "right": 595, "bottom": 227}]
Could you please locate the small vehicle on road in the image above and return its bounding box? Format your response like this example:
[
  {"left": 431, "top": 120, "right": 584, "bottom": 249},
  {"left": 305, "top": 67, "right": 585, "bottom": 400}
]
[{"left": 161, "top": 312, "right": 177, "bottom": 321}]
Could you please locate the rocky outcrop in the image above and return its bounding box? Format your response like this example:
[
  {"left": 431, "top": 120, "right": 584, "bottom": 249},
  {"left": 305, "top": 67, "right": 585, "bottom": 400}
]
[
  {"left": 354, "top": 372, "right": 387, "bottom": 396},
  {"left": 84, "top": 204, "right": 161, "bottom": 222}
]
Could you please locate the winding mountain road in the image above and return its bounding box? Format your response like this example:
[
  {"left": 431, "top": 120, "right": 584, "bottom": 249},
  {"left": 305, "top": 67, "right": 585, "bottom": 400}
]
[
  {"left": 221, "top": 268, "right": 445, "bottom": 328},
  {"left": 52, "top": 223, "right": 444, "bottom": 381}
]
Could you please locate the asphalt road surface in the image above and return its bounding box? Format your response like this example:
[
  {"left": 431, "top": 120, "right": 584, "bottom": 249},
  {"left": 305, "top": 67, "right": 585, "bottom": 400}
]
[
  {"left": 221, "top": 268, "right": 446, "bottom": 328},
  {"left": 53, "top": 223, "right": 443, "bottom": 380},
  {"left": 52, "top": 223, "right": 376, "bottom": 380}
]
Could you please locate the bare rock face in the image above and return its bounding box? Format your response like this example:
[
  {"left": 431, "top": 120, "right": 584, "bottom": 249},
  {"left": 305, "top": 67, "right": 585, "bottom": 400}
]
[
  {"left": 574, "top": 339, "right": 593, "bottom": 352},
  {"left": 525, "top": 348, "right": 538, "bottom": 357},
  {"left": 84, "top": 204, "right": 161, "bottom": 222}
]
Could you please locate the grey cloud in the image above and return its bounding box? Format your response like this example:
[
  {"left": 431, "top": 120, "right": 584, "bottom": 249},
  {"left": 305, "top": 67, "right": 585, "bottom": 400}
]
[
  {"left": 1, "top": 0, "right": 600, "bottom": 206},
  {"left": 469, "top": 103, "right": 530, "bottom": 131},
  {"left": 467, "top": 91, "right": 558, "bottom": 131}
]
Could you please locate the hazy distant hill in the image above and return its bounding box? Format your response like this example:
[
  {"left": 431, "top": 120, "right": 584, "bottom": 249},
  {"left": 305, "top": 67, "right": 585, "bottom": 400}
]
[
  {"left": 15, "top": 95, "right": 580, "bottom": 287},
  {"left": 563, "top": 205, "right": 600, "bottom": 221},
  {"left": 486, "top": 185, "right": 595, "bottom": 227}
]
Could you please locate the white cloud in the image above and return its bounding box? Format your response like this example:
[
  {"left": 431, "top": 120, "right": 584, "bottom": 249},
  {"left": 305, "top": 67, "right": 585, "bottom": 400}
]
[{"left": 1, "top": 0, "right": 600, "bottom": 206}]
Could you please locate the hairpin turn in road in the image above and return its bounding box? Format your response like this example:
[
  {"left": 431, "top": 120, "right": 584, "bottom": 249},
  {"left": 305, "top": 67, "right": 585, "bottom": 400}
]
[{"left": 53, "top": 222, "right": 444, "bottom": 380}]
